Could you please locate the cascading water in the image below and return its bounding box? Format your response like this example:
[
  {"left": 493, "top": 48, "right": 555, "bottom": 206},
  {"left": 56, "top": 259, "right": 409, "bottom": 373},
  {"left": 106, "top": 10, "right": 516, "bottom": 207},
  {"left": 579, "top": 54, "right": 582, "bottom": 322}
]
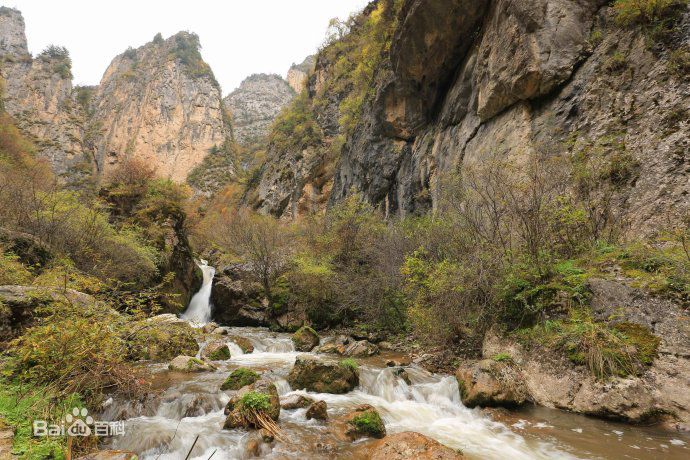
[
  {"left": 106, "top": 327, "right": 690, "bottom": 460},
  {"left": 181, "top": 260, "right": 215, "bottom": 324}
]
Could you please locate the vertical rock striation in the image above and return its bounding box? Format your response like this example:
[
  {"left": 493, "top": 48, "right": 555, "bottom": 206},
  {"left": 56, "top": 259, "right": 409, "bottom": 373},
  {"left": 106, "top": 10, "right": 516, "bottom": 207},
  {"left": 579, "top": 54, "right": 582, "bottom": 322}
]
[
  {"left": 90, "top": 32, "right": 230, "bottom": 182},
  {"left": 287, "top": 55, "right": 315, "bottom": 93},
  {"left": 0, "top": 7, "right": 88, "bottom": 179},
  {"left": 254, "top": 0, "right": 689, "bottom": 232}
]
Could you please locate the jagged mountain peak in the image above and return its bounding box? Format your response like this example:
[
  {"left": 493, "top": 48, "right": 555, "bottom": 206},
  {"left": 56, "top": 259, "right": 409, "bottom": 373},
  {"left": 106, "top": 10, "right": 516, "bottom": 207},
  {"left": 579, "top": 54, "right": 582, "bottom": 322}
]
[
  {"left": 0, "top": 7, "right": 29, "bottom": 57},
  {"left": 223, "top": 73, "right": 295, "bottom": 147}
]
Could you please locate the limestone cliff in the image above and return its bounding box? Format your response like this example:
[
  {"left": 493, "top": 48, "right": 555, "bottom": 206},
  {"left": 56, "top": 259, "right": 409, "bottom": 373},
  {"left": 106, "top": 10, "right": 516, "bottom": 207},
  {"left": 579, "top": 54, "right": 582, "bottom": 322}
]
[
  {"left": 0, "top": 7, "right": 88, "bottom": 179},
  {"left": 286, "top": 55, "right": 315, "bottom": 93},
  {"left": 90, "top": 32, "right": 230, "bottom": 182},
  {"left": 223, "top": 73, "right": 294, "bottom": 147},
  {"left": 254, "top": 0, "right": 690, "bottom": 232}
]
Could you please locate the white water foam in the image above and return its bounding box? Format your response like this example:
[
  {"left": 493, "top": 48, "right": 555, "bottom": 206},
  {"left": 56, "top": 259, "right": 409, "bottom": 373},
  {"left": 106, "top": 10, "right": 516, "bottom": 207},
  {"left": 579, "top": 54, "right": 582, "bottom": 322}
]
[{"left": 181, "top": 260, "right": 215, "bottom": 324}]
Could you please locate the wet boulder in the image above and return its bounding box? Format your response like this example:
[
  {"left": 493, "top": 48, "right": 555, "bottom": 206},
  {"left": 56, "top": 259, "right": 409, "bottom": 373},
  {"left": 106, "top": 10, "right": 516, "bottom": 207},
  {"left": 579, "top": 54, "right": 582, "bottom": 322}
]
[
  {"left": 223, "top": 379, "right": 281, "bottom": 430},
  {"left": 332, "top": 404, "right": 386, "bottom": 441},
  {"left": 168, "top": 355, "right": 216, "bottom": 372},
  {"left": 292, "top": 326, "right": 320, "bottom": 352},
  {"left": 317, "top": 342, "right": 346, "bottom": 354},
  {"left": 316, "top": 335, "right": 353, "bottom": 354},
  {"left": 391, "top": 367, "right": 411, "bottom": 385},
  {"left": 211, "top": 267, "right": 270, "bottom": 327},
  {"left": 280, "top": 394, "right": 314, "bottom": 410},
  {"left": 213, "top": 327, "right": 228, "bottom": 335},
  {"left": 344, "top": 340, "right": 379, "bottom": 357},
  {"left": 201, "top": 322, "right": 219, "bottom": 334},
  {"left": 221, "top": 368, "right": 260, "bottom": 391},
  {"left": 368, "top": 432, "right": 464, "bottom": 459},
  {"left": 202, "top": 340, "right": 231, "bottom": 361},
  {"left": 128, "top": 317, "right": 199, "bottom": 362},
  {"left": 287, "top": 356, "right": 359, "bottom": 394},
  {"left": 306, "top": 400, "right": 328, "bottom": 420},
  {"left": 230, "top": 336, "right": 255, "bottom": 354},
  {"left": 455, "top": 359, "right": 527, "bottom": 408}
]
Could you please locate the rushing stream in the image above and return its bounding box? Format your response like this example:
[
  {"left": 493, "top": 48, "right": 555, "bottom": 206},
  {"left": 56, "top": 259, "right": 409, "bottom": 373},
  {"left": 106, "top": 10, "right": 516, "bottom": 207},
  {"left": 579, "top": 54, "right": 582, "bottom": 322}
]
[{"left": 103, "top": 271, "right": 690, "bottom": 459}]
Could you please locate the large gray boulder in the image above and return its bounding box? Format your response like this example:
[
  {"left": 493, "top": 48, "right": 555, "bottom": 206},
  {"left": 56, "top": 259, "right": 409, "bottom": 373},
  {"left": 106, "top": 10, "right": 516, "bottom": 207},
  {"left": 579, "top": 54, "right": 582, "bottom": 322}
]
[{"left": 287, "top": 355, "right": 359, "bottom": 394}]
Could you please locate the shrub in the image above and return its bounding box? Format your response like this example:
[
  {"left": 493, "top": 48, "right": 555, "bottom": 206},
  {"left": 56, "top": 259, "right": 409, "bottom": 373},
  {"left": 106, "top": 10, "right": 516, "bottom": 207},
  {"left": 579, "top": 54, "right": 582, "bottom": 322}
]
[
  {"left": 170, "top": 32, "right": 218, "bottom": 86},
  {"left": 0, "top": 249, "right": 33, "bottom": 285},
  {"left": 604, "top": 51, "right": 627, "bottom": 73},
  {"left": 32, "top": 259, "right": 104, "bottom": 294},
  {"left": 239, "top": 391, "right": 271, "bottom": 413},
  {"left": 39, "top": 45, "right": 72, "bottom": 79},
  {"left": 614, "top": 0, "right": 687, "bottom": 26},
  {"left": 515, "top": 311, "right": 659, "bottom": 379},
  {"left": 339, "top": 358, "right": 358, "bottom": 370},
  {"left": 492, "top": 352, "right": 513, "bottom": 363},
  {"left": 668, "top": 47, "right": 690, "bottom": 75},
  {"left": 269, "top": 92, "right": 323, "bottom": 151},
  {"left": 7, "top": 300, "right": 146, "bottom": 404}
]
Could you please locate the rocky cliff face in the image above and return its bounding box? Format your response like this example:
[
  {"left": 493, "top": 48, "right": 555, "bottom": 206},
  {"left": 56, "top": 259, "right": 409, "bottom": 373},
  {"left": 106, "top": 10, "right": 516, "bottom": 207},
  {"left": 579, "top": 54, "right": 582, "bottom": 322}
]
[
  {"left": 286, "top": 55, "right": 315, "bottom": 93},
  {"left": 1, "top": 11, "right": 231, "bottom": 185},
  {"left": 256, "top": 0, "right": 690, "bottom": 232},
  {"left": 91, "top": 32, "right": 230, "bottom": 182},
  {"left": 335, "top": 0, "right": 689, "bottom": 231},
  {"left": 223, "top": 73, "right": 294, "bottom": 147},
  {"left": 0, "top": 7, "right": 88, "bottom": 179}
]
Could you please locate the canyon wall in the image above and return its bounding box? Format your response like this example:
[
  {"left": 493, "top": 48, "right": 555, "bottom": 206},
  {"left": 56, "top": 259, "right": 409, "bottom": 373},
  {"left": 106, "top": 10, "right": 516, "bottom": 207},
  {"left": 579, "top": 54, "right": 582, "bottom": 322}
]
[
  {"left": 254, "top": 0, "right": 690, "bottom": 233},
  {"left": 0, "top": 7, "right": 88, "bottom": 179}
]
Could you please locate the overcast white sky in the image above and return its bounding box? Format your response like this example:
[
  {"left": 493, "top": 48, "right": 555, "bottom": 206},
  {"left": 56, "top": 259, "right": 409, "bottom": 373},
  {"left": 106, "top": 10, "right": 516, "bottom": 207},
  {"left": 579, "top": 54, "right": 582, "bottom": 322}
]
[{"left": 3, "top": 0, "right": 369, "bottom": 95}]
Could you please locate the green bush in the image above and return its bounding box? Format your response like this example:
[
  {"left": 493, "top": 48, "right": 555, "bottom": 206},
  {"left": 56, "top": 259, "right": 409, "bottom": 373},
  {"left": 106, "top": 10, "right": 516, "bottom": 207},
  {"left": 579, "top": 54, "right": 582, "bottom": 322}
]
[
  {"left": 492, "top": 352, "right": 513, "bottom": 363},
  {"left": 0, "top": 250, "right": 33, "bottom": 285},
  {"left": 269, "top": 92, "right": 323, "bottom": 151},
  {"left": 668, "top": 47, "right": 690, "bottom": 75},
  {"left": 239, "top": 391, "right": 271, "bottom": 413},
  {"left": 604, "top": 51, "right": 627, "bottom": 73},
  {"left": 515, "top": 311, "right": 659, "bottom": 379},
  {"left": 170, "top": 32, "right": 218, "bottom": 86},
  {"left": 39, "top": 45, "right": 72, "bottom": 79},
  {"left": 614, "top": 0, "right": 687, "bottom": 25},
  {"left": 339, "top": 358, "right": 358, "bottom": 370},
  {"left": 7, "top": 300, "right": 144, "bottom": 404}
]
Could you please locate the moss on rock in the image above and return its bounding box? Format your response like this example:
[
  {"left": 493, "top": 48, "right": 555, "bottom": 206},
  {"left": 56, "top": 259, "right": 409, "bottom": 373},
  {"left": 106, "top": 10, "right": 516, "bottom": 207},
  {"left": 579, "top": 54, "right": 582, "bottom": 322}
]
[
  {"left": 292, "top": 325, "right": 320, "bottom": 351},
  {"left": 221, "top": 368, "right": 260, "bottom": 391}
]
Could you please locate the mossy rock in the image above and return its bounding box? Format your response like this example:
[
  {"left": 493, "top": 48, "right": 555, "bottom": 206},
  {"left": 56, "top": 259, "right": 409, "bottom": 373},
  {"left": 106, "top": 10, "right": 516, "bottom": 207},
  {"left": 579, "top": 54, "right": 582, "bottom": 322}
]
[
  {"left": 292, "top": 326, "right": 320, "bottom": 351},
  {"left": 168, "top": 355, "right": 216, "bottom": 372},
  {"left": 287, "top": 355, "right": 359, "bottom": 394},
  {"left": 223, "top": 379, "right": 281, "bottom": 430},
  {"left": 127, "top": 319, "right": 199, "bottom": 362},
  {"left": 202, "top": 340, "right": 231, "bottom": 361},
  {"left": 338, "top": 404, "right": 386, "bottom": 440},
  {"left": 229, "top": 336, "right": 254, "bottom": 354},
  {"left": 221, "top": 368, "right": 260, "bottom": 391}
]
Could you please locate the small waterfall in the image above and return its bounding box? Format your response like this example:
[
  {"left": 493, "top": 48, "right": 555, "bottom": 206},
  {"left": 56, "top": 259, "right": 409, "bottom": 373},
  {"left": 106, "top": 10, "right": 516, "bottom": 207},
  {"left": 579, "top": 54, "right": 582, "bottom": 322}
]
[{"left": 181, "top": 260, "right": 215, "bottom": 324}]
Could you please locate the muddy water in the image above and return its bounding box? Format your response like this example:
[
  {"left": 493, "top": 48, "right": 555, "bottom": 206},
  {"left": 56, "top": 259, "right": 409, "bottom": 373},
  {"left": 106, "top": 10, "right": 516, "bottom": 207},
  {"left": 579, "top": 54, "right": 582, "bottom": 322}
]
[{"left": 104, "top": 327, "right": 690, "bottom": 459}]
